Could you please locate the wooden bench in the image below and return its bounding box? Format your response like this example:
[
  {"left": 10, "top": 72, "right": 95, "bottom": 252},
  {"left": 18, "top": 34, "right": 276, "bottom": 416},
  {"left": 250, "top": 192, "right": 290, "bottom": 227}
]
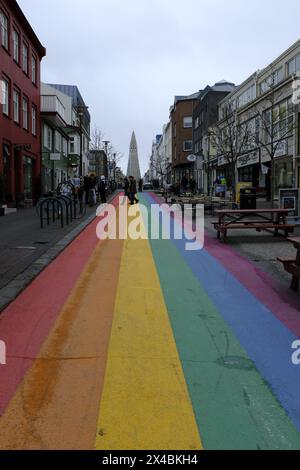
[
  {"left": 278, "top": 256, "right": 300, "bottom": 291},
  {"left": 212, "top": 222, "right": 294, "bottom": 237},
  {"left": 212, "top": 208, "right": 296, "bottom": 241}
]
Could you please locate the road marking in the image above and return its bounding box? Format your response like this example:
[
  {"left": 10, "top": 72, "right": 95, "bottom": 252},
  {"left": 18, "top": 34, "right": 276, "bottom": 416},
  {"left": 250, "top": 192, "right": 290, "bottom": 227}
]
[{"left": 95, "top": 211, "right": 202, "bottom": 451}]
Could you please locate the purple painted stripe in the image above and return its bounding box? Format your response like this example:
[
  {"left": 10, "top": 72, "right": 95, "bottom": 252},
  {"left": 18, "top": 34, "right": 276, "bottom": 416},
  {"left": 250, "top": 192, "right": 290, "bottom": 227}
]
[{"left": 148, "top": 192, "right": 300, "bottom": 339}]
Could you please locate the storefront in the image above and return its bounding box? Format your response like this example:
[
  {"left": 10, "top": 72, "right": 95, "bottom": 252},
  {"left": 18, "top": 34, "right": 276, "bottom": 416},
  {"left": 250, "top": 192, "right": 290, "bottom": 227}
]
[
  {"left": 237, "top": 149, "right": 263, "bottom": 191},
  {"left": 217, "top": 156, "right": 234, "bottom": 190},
  {"left": 262, "top": 139, "right": 293, "bottom": 198}
]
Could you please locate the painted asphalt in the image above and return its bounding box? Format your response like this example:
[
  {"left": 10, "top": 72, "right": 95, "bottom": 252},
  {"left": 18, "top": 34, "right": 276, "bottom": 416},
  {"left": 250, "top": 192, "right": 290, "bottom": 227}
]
[{"left": 0, "top": 192, "right": 300, "bottom": 450}]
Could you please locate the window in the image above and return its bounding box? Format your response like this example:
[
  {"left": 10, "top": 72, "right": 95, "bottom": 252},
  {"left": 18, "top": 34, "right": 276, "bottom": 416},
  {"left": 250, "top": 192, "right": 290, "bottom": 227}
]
[
  {"left": 195, "top": 117, "right": 199, "bottom": 129},
  {"left": 69, "top": 137, "right": 75, "bottom": 154},
  {"left": 55, "top": 131, "right": 61, "bottom": 151},
  {"left": 262, "top": 97, "right": 294, "bottom": 144},
  {"left": 174, "top": 123, "right": 177, "bottom": 138},
  {"left": 259, "top": 68, "right": 284, "bottom": 95},
  {"left": 32, "top": 55, "right": 37, "bottom": 84},
  {"left": 32, "top": 105, "right": 36, "bottom": 135},
  {"left": 2, "top": 78, "right": 9, "bottom": 116},
  {"left": 22, "top": 43, "right": 29, "bottom": 74},
  {"left": 13, "top": 89, "right": 20, "bottom": 123},
  {"left": 63, "top": 138, "right": 68, "bottom": 155},
  {"left": 44, "top": 126, "right": 52, "bottom": 150},
  {"left": 183, "top": 116, "right": 192, "bottom": 128},
  {"left": 183, "top": 140, "right": 193, "bottom": 152},
  {"left": 0, "top": 10, "right": 8, "bottom": 49},
  {"left": 22, "top": 96, "right": 28, "bottom": 129},
  {"left": 13, "top": 30, "right": 19, "bottom": 63},
  {"left": 237, "top": 84, "right": 256, "bottom": 108},
  {"left": 287, "top": 53, "right": 300, "bottom": 76}
]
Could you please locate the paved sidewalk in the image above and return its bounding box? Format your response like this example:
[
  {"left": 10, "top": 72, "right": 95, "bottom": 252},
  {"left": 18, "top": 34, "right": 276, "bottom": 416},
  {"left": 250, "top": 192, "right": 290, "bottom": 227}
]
[
  {"left": 205, "top": 217, "right": 300, "bottom": 287},
  {"left": 0, "top": 193, "right": 119, "bottom": 312}
]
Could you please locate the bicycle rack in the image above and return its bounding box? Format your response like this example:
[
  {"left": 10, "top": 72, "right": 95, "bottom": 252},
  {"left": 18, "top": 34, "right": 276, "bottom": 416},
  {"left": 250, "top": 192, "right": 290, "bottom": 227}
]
[{"left": 38, "top": 190, "right": 87, "bottom": 229}]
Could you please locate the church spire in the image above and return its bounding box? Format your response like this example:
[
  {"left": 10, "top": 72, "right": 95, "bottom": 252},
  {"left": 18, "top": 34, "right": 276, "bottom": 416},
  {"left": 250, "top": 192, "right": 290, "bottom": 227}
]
[{"left": 127, "top": 131, "right": 141, "bottom": 180}]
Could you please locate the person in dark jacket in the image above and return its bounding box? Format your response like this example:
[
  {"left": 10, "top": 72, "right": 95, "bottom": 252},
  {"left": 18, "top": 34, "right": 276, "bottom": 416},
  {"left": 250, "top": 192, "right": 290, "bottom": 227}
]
[
  {"left": 124, "top": 178, "right": 130, "bottom": 196},
  {"left": 181, "top": 175, "right": 189, "bottom": 193},
  {"left": 128, "top": 176, "right": 139, "bottom": 205},
  {"left": 189, "top": 176, "right": 197, "bottom": 194},
  {"left": 98, "top": 176, "right": 107, "bottom": 204}
]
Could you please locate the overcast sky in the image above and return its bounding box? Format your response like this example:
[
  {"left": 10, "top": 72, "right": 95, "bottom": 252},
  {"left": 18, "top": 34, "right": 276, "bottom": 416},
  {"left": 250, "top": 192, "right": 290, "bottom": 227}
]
[{"left": 18, "top": 0, "right": 300, "bottom": 174}]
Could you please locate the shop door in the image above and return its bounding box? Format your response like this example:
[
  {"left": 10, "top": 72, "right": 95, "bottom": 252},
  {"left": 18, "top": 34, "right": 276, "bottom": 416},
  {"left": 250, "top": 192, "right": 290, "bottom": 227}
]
[
  {"left": 23, "top": 156, "right": 33, "bottom": 199},
  {"left": 3, "top": 144, "right": 11, "bottom": 202}
]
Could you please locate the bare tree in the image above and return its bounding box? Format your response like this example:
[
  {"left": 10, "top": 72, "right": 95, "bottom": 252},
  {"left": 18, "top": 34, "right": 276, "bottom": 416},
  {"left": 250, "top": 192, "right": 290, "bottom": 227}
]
[
  {"left": 251, "top": 72, "right": 297, "bottom": 204},
  {"left": 90, "top": 126, "right": 105, "bottom": 151},
  {"left": 211, "top": 109, "right": 252, "bottom": 200}
]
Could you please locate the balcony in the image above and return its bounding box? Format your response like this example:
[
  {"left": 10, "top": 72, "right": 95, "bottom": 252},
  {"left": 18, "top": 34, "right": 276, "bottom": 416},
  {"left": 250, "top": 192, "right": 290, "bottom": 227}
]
[{"left": 41, "top": 95, "right": 66, "bottom": 128}]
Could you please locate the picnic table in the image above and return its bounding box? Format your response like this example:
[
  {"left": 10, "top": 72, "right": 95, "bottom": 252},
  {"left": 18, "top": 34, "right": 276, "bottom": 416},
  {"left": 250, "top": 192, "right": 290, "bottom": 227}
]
[
  {"left": 278, "top": 237, "right": 300, "bottom": 291},
  {"left": 212, "top": 208, "right": 296, "bottom": 242}
]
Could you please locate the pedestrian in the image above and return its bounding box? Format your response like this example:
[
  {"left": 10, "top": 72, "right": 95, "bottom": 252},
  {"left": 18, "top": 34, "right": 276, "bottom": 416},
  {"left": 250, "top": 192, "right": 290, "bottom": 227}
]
[
  {"left": 128, "top": 176, "right": 139, "bottom": 205},
  {"left": 189, "top": 176, "right": 197, "bottom": 194},
  {"left": 181, "top": 175, "right": 188, "bottom": 193},
  {"left": 138, "top": 179, "right": 143, "bottom": 192},
  {"left": 98, "top": 176, "right": 107, "bottom": 204}
]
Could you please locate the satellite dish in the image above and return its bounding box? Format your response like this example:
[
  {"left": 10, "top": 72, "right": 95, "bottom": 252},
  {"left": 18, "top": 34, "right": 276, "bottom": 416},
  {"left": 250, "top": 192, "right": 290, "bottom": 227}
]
[{"left": 187, "top": 154, "right": 197, "bottom": 163}]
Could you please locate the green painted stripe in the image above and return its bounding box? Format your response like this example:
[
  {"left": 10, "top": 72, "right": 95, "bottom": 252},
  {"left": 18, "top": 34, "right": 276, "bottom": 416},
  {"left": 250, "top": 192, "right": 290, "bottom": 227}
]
[{"left": 140, "top": 194, "right": 300, "bottom": 450}]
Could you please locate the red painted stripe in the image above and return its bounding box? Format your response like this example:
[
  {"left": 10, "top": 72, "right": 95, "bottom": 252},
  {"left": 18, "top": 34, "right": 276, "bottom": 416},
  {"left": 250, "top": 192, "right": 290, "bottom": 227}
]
[
  {"left": 148, "top": 192, "right": 300, "bottom": 338},
  {"left": 204, "top": 233, "right": 300, "bottom": 337},
  {"left": 0, "top": 196, "right": 120, "bottom": 415}
]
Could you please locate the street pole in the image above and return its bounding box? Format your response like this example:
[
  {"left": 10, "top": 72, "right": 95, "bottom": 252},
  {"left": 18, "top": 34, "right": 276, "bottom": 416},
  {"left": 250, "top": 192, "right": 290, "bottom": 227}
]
[
  {"left": 79, "top": 113, "right": 83, "bottom": 177},
  {"left": 103, "top": 140, "right": 110, "bottom": 182}
]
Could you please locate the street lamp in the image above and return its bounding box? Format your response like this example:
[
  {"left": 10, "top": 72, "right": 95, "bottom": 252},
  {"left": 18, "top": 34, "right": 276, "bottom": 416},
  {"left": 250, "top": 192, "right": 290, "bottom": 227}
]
[
  {"left": 75, "top": 105, "right": 89, "bottom": 177},
  {"left": 102, "top": 140, "right": 110, "bottom": 180}
]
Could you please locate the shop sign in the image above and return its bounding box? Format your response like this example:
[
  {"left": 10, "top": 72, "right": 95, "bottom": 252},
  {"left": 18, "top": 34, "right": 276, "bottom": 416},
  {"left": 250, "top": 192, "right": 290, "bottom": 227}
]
[
  {"left": 279, "top": 188, "right": 299, "bottom": 217},
  {"left": 237, "top": 150, "right": 260, "bottom": 169},
  {"left": 50, "top": 153, "right": 61, "bottom": 161},
  {"left": 218, "top": 155, "right": 229, "bottom": 167}
]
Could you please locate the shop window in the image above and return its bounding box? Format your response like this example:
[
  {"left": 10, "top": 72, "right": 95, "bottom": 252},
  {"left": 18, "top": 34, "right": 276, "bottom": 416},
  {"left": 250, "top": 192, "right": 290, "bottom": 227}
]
[
  {"left": 23, "top": 156, "right": 33, "bottom": 198},
  {"left": 274, "top": 160, "right": 293, "bottom": 195}
]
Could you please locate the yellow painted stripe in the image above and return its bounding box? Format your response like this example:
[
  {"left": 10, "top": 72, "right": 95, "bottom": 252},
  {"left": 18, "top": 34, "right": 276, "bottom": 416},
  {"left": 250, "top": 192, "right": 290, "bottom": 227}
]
[{"left": 95, "top": 217, "right": 202, "bottom": 450}]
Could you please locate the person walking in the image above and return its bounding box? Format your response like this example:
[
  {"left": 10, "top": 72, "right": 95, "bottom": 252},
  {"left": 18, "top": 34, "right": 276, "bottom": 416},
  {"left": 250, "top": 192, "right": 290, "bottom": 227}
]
[
  {"left": 98, "top": 176, "right": 107, "bottom": 204},
  {"left": 189, "top": 176, "right": 197, "bottom": 194},
  {"left": 138, "top": 179, "right": 143, "bottom": 192},
  {"left": 181, "top": 175, "right": 188, "bottom": 193},
  {"left": 128, "top": 176, "right": 139, "bottom": 205}
]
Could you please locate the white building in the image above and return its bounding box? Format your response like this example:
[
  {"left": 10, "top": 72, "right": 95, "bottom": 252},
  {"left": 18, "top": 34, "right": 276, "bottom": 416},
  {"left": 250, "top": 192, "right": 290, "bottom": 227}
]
[{"left": 216, "top": 39, "right": 300, "bottom": 199}]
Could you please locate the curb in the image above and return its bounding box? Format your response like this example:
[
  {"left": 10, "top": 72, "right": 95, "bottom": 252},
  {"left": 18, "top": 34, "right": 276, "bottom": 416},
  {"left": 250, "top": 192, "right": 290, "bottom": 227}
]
[{"left": 0, "top": 192, "right": 119, "bottom": 314}]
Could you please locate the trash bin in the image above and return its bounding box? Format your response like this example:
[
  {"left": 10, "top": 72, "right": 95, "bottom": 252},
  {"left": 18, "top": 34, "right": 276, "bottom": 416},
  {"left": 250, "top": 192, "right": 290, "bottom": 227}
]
[{"left": 240, "top": 187, "right": 257, "bottom": 210}]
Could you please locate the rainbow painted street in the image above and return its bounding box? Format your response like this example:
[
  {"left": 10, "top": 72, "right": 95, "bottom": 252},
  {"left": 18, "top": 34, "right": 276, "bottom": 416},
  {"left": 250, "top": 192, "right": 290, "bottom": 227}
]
[{"left": 0, "top": 193, "right": 300, "bottom": 450}]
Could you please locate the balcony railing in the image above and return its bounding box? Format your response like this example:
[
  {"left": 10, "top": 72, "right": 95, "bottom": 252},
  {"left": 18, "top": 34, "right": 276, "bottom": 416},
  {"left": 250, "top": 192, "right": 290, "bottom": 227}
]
[{"left": 41, "top": 95, "right": 66, "bottom": 121}]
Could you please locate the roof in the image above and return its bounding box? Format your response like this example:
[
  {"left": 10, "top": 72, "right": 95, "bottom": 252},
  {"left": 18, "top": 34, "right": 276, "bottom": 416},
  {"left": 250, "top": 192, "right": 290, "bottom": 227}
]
[
  {"left": 174, "top": 91, "right": 202, "bottom": 104},
  {"left": 48, "top": 84, "right": 91, "bottom": 121},
  {"left": 11, "top": 0, "right": 46, "bottom": 58}
]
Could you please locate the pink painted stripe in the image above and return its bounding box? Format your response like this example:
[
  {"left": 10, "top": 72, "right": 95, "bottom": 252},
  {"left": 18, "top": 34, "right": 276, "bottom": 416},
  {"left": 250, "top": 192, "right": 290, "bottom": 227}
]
[
  {"left": 148, "top": 192, "right": 300, "bottom": 338},
  {"left": 0, "top": 196, "right": 119, "bottom": 415}
]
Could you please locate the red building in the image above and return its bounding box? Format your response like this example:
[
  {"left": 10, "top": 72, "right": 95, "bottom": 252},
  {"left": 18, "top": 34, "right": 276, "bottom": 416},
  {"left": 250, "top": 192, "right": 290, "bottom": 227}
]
[{"left": 0, "top": 0, "right": 45, "bottom": 205}]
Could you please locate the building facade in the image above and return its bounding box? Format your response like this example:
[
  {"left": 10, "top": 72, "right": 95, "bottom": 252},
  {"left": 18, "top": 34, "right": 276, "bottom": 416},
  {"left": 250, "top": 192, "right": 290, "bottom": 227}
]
[
  {"left": 89, "top": 150, "right": 108, "bottom": 179},
  {"left": 40, "top": 83, "right": 70, "bottom": 193},
  {"left": 216, "top": 39, "right": 300, "bottom": 199},
  {"left": 193, "top": 81, "right": 236, "bottom": 193},
  {"left": 48, "top": 84, "right": 91, "bottom": 178},
  {"left": 0, "top": 0, "right": 46, "bottom": 205},
  {"left": 170, "top": 92, "right": 200, "bottom": 183}
]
